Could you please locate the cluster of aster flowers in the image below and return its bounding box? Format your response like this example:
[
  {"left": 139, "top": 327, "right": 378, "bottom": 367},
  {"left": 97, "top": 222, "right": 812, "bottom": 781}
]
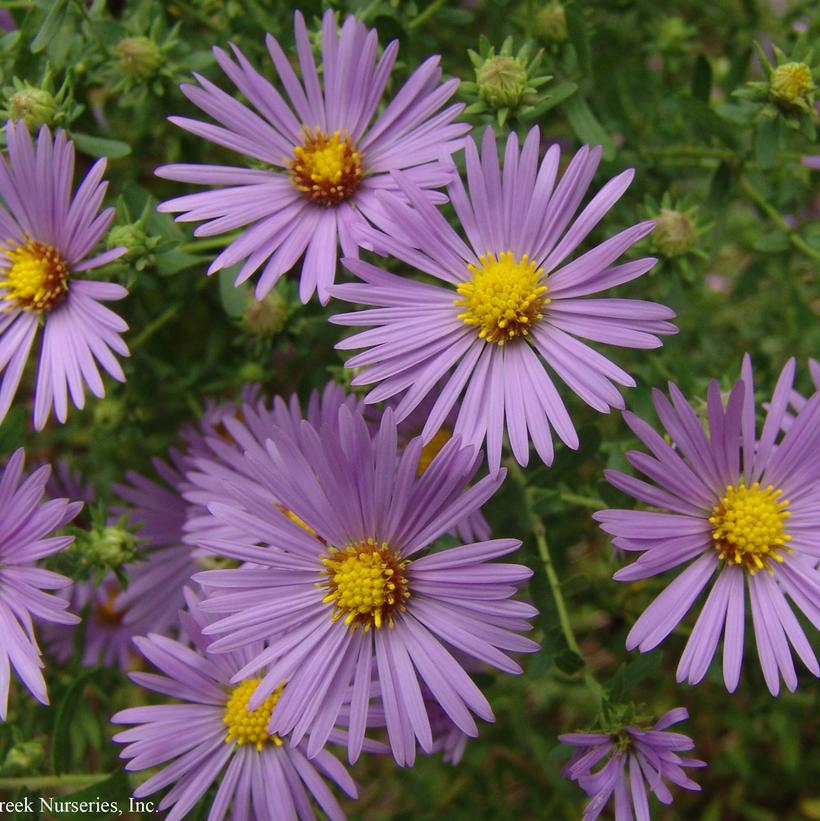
[{"left": 0, "top": 6, "right": 817, "bottom": 821}]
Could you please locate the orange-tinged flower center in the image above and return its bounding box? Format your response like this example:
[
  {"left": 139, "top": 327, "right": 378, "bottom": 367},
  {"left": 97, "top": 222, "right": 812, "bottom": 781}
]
[
  {"left": 290, "top": 128, "right": 362, "bottom": 207},
  {"left": 1, "top": 239, "right": 69, "bottom": 312},
  {"left": 321, "top": 538, "right": 410, "bottom": 631}
]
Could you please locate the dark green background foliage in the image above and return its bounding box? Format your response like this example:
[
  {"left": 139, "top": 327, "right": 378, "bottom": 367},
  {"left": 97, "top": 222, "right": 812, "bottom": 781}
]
[{"left": 0, "top": 0, "right": 818, "bottom": 818}]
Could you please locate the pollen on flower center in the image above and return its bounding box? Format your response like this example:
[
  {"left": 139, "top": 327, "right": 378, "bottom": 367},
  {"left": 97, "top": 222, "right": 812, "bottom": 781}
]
[
  {"left": 321, "top": 538, "right": 410, "bottom": 630},
  {"left": 223, "top": 678, "right": 285, "bottom": 750},
  {"left": 455, "top": 251, "right": 549, "bottom": 345},
  {"left": 709, "top": 482, "right": 792, "bottom": 574},
  {"left": 290, "top": 128, "right": 362, "bottom": 207},
  {"left": 1, "top": 239, "right": 69, "bottom": 312}
]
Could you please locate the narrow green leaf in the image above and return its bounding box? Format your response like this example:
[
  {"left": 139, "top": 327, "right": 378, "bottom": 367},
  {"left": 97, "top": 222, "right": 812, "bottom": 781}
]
[
  {"left": 219, "top": 266, "right": 249, "bottom": 318},
  {"left": 51, "top": 668, "right": 103, "bottom": 774},
  {"left": 31, "top": 0, "right": 69, "bottom": 53},
  {"left": 524, "top": 80, "right": 578, "bottom": 119},
  {"left": 562, "top": 94, "right": 615, "bottom": 160},
  {"left": 71, "top": 133, "right": 132, "bottom": 159},
  {"left": 755, "top": 116, "right": 780, "bottom": 170},
  {"left": 554, "top": 648, "right": 585, "bottom": 675},
  {"left": 565, "top": 3, "right": 590, "bottom": 76},
  {"left": 753, "top": 230, "right": 789, "bottom": 252},
  {"left": 691, "top": 54, "right": 712, "bottom": 101}
]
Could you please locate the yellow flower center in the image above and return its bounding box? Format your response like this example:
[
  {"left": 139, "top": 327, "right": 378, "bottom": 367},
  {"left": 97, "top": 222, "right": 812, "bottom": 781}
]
[
  {"left": 1, "top": 240, "right": 69, "bottom": 312},
  {"left": 95, "top": 589, "right": 124, "bottom": 626},
  {"left": 770, "top": 62, "right": 813, "bottom": 106},
  {"left": 321, "top": 538, "right": 410, "bottom": 631},
  {"left": 417, "top": 429, "right": 452, "bottom": 476},
  {"left": 290, "top": 128, "right": 362, "bottom": 207},
  {"left": 709, "top": 482, "right": 792, "bottom": 574},
  {"left": 455, "top": 251, "right": 549, "bottom": 345},
  {"left": 223, "top": 678, "right": 285, "bottom": 750}
]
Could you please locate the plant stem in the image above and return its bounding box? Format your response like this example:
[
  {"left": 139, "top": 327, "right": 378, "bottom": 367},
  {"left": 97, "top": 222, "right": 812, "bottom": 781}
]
[
  {"left": 740, "top": 174, "right": 820, "bottom": 261},
  {"left": 178, "top": 233, "right": 240, "bottom": 253},
  {"left": 0, "top": 773, "right": 109, "bottom": 790},
  {"left": 507, "top": 461, "right": 606, "bottom": 703},
  {"left": 408, "top": 0, "right": 448, "bottom": 29},
  {"left": 559, "top": 491, "right": 606, "bottom": 509},
  {"left": 130, "top": 304, "right": 179, "bottom": 349}
]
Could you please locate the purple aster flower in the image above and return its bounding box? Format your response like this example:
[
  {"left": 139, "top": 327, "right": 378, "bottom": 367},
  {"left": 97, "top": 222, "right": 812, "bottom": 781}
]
[
  {"left": 802, "top": 156, "right": 820, "bottom": 169},
  {"left": 195, "top": 405, "right": 538, "bottom": 766},
  {"left": 594, "top": 356, "right": 820, "bottom": 695},
  {"left": 330, "top": 127, "right": 676, "bottom": 472},
  {"left": 0, "top": 449, "right": 81, "bottom": 718},
  {"left": 0, "top": 122, "right": 128, "bottom": 429},
  {"left": 112, "top": 589, "right": 360, "bottom": 821},
  {"left": 559, "top": 707, "right": 705, "bottom": 820},
  {"left": 156, "top": 9, "right": 468, "bottom": 304},
  {"left": 782, "top": 357, "right": 819, "bottom": 432}
]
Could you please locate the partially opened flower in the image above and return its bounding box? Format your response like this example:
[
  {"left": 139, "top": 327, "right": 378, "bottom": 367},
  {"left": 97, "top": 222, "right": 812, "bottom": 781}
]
[
  {"left": 0, "top": 449, "right": 81, "bottom": 718},
  {"left": 330, "top": 127, "right": 676, "bottom": 472},
  {"left": 595, "top": 356, "right": 820, "bottom": 694},
  {"left": 195, "top": 406, "right": 537, "bottom": 766},
  {"left": 0, "top": 122, "right": 128, "bottom": 429},
  {"left": 156, "top": 9, "right": 468, "bottom": 303},
  {"left": 112, "top": 589, "right": 360, "bottom": 821},
  {"left": 559, "top": 707, "right": 705, "bottom": 820}
]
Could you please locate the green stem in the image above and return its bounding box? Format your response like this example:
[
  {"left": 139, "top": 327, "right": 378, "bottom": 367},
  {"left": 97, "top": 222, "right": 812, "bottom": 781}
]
[
  {"left": 507, "top": 461, "right": 606, "bottom": 703},
  {"left": 0, "top": 773, "right": 109, "bottom": 790},
  {"left": 178, "top": 234, "right": 240, "bottom": 254},
  {"left": 129, "top": 304, "right": 179, "bottom": 349},
  {"left": 560, "top": 491, "right": 606, "bottom": 509},
  {"left": 408, "top": 0, "right": 447, "bottom": 29},
  {"left": 740, "top": 174, "right": 820, "bottom": 261}
]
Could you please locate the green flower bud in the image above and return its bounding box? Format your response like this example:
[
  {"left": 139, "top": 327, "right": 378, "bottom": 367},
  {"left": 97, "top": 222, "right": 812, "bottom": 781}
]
[
  {"left": 116, "top": 36, "right": 162, "bottom": 80},
  {"left": 236, "top": 361, "right": 267, "bottom": 384},
  {"left": 85, "top": 525, "right": 139, "bottom": 568},
  {"left": 108, "top": 222, "right": 150, "bottom": 257},
  {"left": 476, "top": 55, "right": 528, "bottom": 109},
  {"left": 769, "top": 62, "right": 814, "bottom": 109},
  {"left": 653, "top": 208, "right": 696, "bottom": 257},
  {"left": 536, "top": 3, "right": 567, "bottom": 43},
  {"left": 243, "top": 291, "right": 287, "bottom": 337},
  {"left": 8, "top": 86, "right": 58, "bottom": 130}
]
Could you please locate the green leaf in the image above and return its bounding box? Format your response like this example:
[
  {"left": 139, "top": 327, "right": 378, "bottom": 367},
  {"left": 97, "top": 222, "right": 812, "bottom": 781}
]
[
  {"left": 43, "top": 770, "right": 132, "bottom": 819},
  {"left": 752, "top": 230, "right": 789, "bottom": 253},
  {"left": 524, "top": 81, "right": 578, "bottom": 119},
  {"left": 71, "top": 133, "right": 132, "bottom": 159},
  {"left": 755, "top": 116, "right": 780, "bottom": 169},
  {"left": 562, "top": 94, "right": 615, "bottom": 160},
  {"left": 52, "top": 667, "right": 103, "bottom": 774},
  {"left": 691, "top": 54, "right": 712, "bottom": 101},
  {"left": 155, "top": 249, "right": 202, "bottom": 276},
  {"left": 607, "top": 650, "right": 663, "bottom": 703},
  {"left": 554, "top": 648, "right": 585, "bottom": 675},
  {"left": 678, "top": 96, "right": 738, "bottom": 145},
  {"left": 565, "top": 3, "right": 590, "bottom": 76},
  {"left": 31, "top": 0, "right": 69, "bottom": 53},
  {"left": 219, "top": 266, "right": 249, "bottom": 318}
]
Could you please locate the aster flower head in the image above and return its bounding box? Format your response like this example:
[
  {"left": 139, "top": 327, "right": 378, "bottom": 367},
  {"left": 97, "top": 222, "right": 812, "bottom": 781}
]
[
  {"left": 156, "top": 9, "right": 469, "bottom": 304},
  {"left": 330, "top": 127, "right": 676, "bottom": 472},
  {"left": 112, "top": 589, "right": 360, "bottom": 821},
  {"left": 0, "top": 449, "right": 81, "bottom": 718},
  {"left": 595, "top": 356, "right": 820, "bottom": 695},
  {"left": 559, "top": 707, "right": 705, "bottom": 821},
  {"left": 0, "top": 122, "right": 129, "bottom": 429},
  {"left": 195, "top": 405, "right": 538, "bottom": 766}
]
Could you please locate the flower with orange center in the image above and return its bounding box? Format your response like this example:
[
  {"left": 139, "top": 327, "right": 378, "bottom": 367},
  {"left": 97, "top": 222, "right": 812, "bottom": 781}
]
[
  {"left": 290, "top": 128, "right": 363, "bottom": 207},
  {"left": 1, "top": 239, "right": 70, "bottom": 313}
]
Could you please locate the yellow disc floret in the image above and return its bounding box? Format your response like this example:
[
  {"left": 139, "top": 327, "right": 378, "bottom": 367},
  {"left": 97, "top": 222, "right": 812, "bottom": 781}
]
[
  {"left": 417, "top": 428, "right": 452, "bottom": 477},
  {"left": 290, "top": 128, "right": 362, "bottom": 207},
  {"left": 1, "top": 239, "right": 69, "bottom": 312},
  {"left": 321, "top": 538, "right": 410, "bottom": 631},
  {"left": 455, "top": 251, "right": 549, "bottom": 345},
  {"left": 709, "top": 482, "right": 792, "bottom": 574},
  {"left": 223, "top": 678, "right": 285, "bottom": 751}
]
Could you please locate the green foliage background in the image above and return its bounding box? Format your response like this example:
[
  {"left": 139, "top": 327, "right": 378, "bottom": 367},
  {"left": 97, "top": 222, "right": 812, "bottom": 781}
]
[{"left": 0, "top": 0, "right": 818, "bottom": 818}]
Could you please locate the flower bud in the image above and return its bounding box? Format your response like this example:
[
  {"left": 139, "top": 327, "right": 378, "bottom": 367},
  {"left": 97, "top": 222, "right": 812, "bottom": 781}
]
[
  {"left": 7, "top": 86, "right": 58, "bottom": 130},
  {"left": 653, "top": 208, "right": 696, "bottom": 257},
  {"left": 769, "top": 62, "right": 814, "bottom": 109},
  {"left": 85, "top": 525, "right": 139, "bottom": 569},
  {"left": 116, "top": 36, "right": 162, "bottom": 80},
  {"left": 243, "top": 290, "right": 287, "bottom": 337},
  {"left": 476, "top": 55, "right": 528, "bottom": 109},
  {"left": 536, "top": 3, "right": 567, "bottom": 43},
  {"left": 93, "top": 396, "right": 126, "bottom": 430}
]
